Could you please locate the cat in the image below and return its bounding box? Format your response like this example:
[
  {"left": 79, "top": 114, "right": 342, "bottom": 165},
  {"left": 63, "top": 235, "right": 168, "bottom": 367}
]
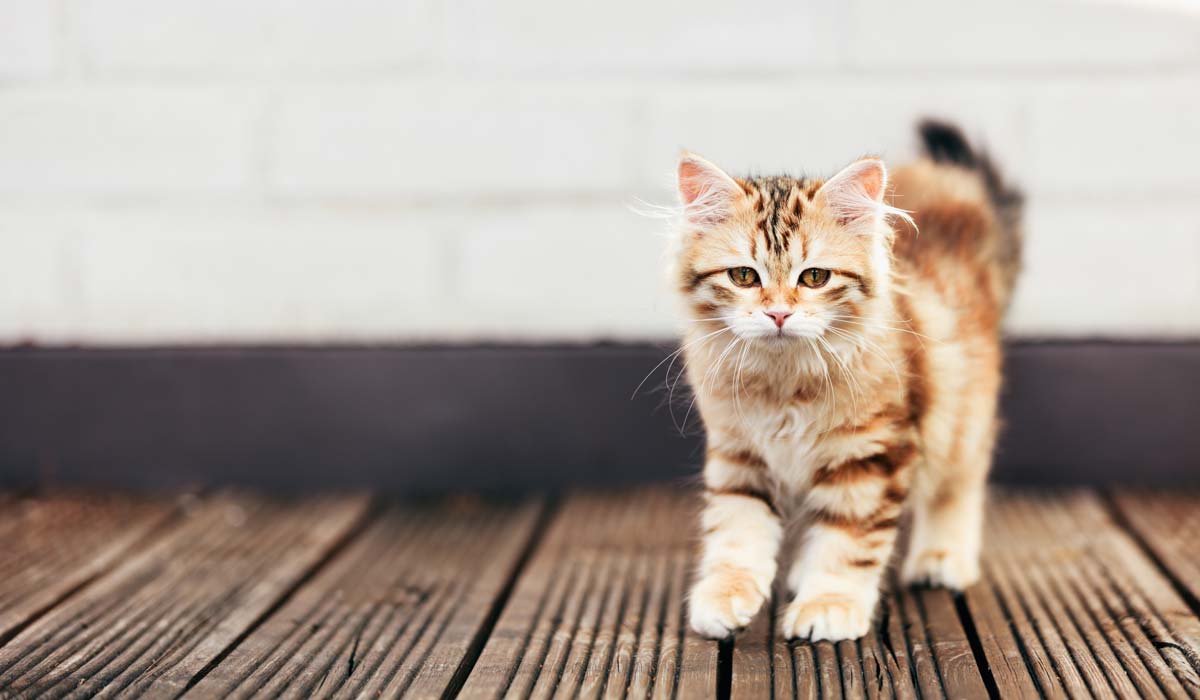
[{"left": 673, "top": 121, "right": 1022, "bottom": 641}]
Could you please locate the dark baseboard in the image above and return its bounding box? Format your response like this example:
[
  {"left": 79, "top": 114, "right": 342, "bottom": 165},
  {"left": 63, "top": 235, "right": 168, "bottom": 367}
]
[{"left": 1, "top": 340, "right": 1197, "bottom": 492}]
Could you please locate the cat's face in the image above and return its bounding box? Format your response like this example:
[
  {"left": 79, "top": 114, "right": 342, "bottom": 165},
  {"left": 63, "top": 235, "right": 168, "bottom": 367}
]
[{"left": 673, "top": 154, "right": 900, "bottom": 345}]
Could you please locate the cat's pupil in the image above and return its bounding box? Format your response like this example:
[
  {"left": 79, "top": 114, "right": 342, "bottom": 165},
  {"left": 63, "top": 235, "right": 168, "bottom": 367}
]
[
  {"left": 801, "top": 268, "right": 828, "bottom": 287},
  {"left": 729, "top": 267, "right": 758, "bottom": 287}
]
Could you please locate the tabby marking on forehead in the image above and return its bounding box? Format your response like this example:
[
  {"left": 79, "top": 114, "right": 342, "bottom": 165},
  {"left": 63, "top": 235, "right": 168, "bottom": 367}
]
[{"left": 739, "top": 176, "right": 819, "bottom": 257}]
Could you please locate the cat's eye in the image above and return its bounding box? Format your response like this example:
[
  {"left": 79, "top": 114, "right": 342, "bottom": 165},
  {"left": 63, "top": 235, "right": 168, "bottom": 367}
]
[
  {"left": 728, "top": 267, "right": 760, "bottom": 287},
  {"left": 799, "top": 268, "right": 831, "bottom": 288}
]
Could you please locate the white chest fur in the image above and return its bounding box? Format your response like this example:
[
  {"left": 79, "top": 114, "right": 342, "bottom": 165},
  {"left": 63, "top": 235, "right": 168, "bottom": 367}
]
[{"left": 726, "top": 400, "right": 827, "bottom": 490}]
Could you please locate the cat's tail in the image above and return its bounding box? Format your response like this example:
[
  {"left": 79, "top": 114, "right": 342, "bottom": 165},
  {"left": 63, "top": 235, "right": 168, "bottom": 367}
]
[{"left": 917, "top": 118, "right": 1024, "bottom": 308}]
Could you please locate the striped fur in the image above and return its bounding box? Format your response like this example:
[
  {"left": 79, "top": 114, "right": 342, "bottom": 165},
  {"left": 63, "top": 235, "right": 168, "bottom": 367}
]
[{"left": 677, "top": 121, "right": 1021, "bottom": 642}]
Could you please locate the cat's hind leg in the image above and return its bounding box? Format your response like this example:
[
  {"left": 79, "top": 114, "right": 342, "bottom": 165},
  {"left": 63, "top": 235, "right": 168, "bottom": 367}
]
[
  {"left": 901, "top": 463, "right": 987, "bottom": 589},
  {"left": 901, "top": 377, "right": 998, "bottom": 590}
]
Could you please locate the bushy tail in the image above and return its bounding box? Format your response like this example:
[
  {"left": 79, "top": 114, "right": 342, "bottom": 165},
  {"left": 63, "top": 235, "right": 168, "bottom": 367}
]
[{"left": 917, "top": 119, "right": 1024, "bottom": 305}]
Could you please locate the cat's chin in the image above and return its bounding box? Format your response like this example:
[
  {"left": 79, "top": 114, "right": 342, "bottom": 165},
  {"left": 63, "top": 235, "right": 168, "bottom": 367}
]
[
  {"left": 737, "top": 333, "right": 814, "bottom": 351},
  {"left": 743, "top": 329, "right": 823, "bottom": 343}
]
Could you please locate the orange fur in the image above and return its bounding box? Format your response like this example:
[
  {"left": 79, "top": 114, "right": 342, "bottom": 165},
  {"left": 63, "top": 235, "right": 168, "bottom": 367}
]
[{"left": 678, "top": 122, "right": 1021, "bottom": 642}]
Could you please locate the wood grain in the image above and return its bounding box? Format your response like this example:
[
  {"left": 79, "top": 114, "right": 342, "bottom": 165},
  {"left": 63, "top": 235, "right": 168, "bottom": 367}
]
[
  {"left": 1111, "top": 490, "right": 1200, "bottom": 606},
  {"left": 966, "top": 489, "right": 1200, "bottom": 700},
  {"left": 3, "top": 486, "right": 1200, "bottom": 699},
  {"left": 185, "top": 495, "right": 543, "bottom": 700},
  {"left": 730, "top": 578, "right": 986, "bottom": 699},
  {"left": 457, "top": 487, "right": 719, "bottom": 700},
  {"left": 0, "top": 491, "right": 369, "bottom": 700},
  {"left": 0, "top": 492, "right": 175, "bottom": 644}
]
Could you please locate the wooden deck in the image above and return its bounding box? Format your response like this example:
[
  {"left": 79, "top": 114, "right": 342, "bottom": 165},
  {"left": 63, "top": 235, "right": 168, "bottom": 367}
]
[{"left": 1, "top": 486, "right": 1199, "bottom": 699}]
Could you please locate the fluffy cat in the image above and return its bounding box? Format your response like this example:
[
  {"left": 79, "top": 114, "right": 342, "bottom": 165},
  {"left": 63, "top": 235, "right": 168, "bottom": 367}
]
[{"left": 673, "top": 121, "right": 1022, "bottom": 641}]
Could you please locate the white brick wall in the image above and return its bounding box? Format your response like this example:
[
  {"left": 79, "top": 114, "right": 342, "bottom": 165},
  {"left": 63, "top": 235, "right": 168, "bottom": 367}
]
[
  {"left": 0, "top": 0, "right": 56, "bottom": 79},
  {"left": 0, "top": 209, "right": 80, "bottom": 343},
  {"left": 0, "top": 87, "right": 261, "bottom": 195},
  {"left": 0, "top": 1, "right": 1198, "bottom": 345},
  {"left": 270, "top": 84, "right": 640, "bottom": 197},
  {"left": 1009, "top": 202, "right": 1200, "bottom": 337},
  {"left": 849, "top": 0, "right": 1200, "bottom": 69},
  {"left": 638, "top": 81, "right": 1031, "bottom": 186},
  {"left": 444, "top": 0, "right": 847, "bottom": 74},
  {"left": 71, "top": 205, "right": 449, "bottom": 343},
  {"left": 453, "top": 204, "right": 673, "bottom": 339},
  {"left": 1028, "top": 77, "right": 1200, "bottom": 197},
  {"left": 73, "top": 0, "right": 439, "bottom": 75}
]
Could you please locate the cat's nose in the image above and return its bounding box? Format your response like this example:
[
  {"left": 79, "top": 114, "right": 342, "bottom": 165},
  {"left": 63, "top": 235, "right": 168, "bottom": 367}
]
[{"left": 764, "top": 310, "right": 793, "bottom": 328}]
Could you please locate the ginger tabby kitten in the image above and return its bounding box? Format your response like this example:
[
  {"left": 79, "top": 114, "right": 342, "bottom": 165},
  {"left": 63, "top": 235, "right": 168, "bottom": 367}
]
[{"left": 676, "top": 121, "right": 1022, "bottom": 641}]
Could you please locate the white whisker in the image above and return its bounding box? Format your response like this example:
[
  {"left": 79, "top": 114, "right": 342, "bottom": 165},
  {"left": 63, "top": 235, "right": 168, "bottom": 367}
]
[
  {"left": 682, "top": 333, "right": 741, "bottom": 434},
  {"left": 825, "top": 324, "right": 906, "bottom": 405},
  {"left": 631, "top": 325, "right": 729, "bottom": 400},
  {"left": 826, "top": 314, "right": 938, "bottom": 344},
  {"left": 817, "top": 333, "right": 861, "bottom": 421},
  {"left": 683, "top": 316, "right": 741, "bottom": 324},
  {"left": 733, "top": 340, "right": 750, "bottom": 422}
]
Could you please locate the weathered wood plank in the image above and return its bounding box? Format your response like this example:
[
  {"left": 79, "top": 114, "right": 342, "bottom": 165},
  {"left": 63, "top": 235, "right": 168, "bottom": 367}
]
[
  {"left": 602, "top": 554, "right": 654, "bottom": 700},
  {"left": 877, "top": 591, "right": 916, "bottom": 700},
  {"left": 958, "top": 567, "right": 1041, "bottom": 699},
  {"left": 731, "top": 578, "right": 986, "bottom": 698},
  {"left": 967, "top": 489, "right": 1200, "bottom": 700},
  {"left": 661, "top": 549, "right": 717, "bottom": 700},
  {"left": 0, "top": 492, "right": 175, "bottom": 644},
  {"left": 771, "top": 599, "right": 800, "bottom": 700},
  {"left": 728, "top": 489, "right": 1200, "bottom": 699},
  {"left": 916, "top": 587, "right": 990, "bottom": 699},
  {"left": 458, "top": 487, "right": 719, "bottom": 700},
  {"left": 1111, "top": 491, "right": 1200, "bottom": 608},
  {"left": 730, "top": 595, "right": 772, "bottom": 699},
  {"left": 6, "top": 485, "right": 1199, "bottom": 699},
  {"left": 0, "top": 491, "right": 369, "bottom": 699},
  {"left": 184, "top": 495, "right": 543, "bottom": 700}
]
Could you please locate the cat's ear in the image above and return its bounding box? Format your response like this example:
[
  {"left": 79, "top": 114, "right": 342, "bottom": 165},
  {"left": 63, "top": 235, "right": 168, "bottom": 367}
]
[
  {"left": 677, "top": 152, "right": 742, "bottom": 227},
  {"left": 815, "top": 158, "right": 890, "bottom": 231}
]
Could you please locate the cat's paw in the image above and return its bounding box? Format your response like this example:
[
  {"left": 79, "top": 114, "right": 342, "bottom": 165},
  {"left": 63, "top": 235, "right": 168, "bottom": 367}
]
[
  {"left": 688, "top": 569, "right": 767, "bottom": 639},
  {"left": 781, "top": 593, "right": 872, "bottom": 641},
  {"left": 901, "top": 548, "right": 980, "bottom": 590}
]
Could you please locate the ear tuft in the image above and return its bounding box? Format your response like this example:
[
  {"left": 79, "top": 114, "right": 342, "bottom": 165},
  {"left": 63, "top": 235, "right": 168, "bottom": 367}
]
[
  {"left": 817, "top": 158, "right": 910, "bottom": 231},
  {"left": 676, "top": 152, "right": 742, "bottom": 227}
]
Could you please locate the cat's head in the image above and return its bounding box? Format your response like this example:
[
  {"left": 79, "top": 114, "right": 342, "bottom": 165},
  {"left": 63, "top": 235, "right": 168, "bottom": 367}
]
[{"left": 671, "top": 153, "right": 909, "bottom": 345}]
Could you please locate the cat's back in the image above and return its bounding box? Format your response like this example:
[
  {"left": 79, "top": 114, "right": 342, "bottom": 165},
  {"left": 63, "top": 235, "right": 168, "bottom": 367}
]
[{"left": 889, "top": 121, "right": 1024, "bottom": 330}]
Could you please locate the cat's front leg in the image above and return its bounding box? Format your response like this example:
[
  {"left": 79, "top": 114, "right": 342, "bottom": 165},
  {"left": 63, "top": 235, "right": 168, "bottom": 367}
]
[
  {"left": 688, "top": 444, "right": 782, "bottom": 639},
  {"left": 782, "top": 444, "right": 915, "bottom": 641}
]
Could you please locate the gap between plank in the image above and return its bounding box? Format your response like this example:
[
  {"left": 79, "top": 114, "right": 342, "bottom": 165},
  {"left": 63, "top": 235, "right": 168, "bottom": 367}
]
[
  {"left": 952, "top": 592, "right": 1003, "bottom": 700},
  {"left": 1100, "top": 489, "right": 1200, "bottom": 614},
  {"left": 717, "top": 639, "right": 733, "bottom": 700},
  {"left": 443, "top": 493, "right": 560, "bottom": 700},
  {"left": 174, "top": 495, "right": 380, "bottom": 699},
  {"left": 0, "top": 492, "right": 190, "bottom": 650}
]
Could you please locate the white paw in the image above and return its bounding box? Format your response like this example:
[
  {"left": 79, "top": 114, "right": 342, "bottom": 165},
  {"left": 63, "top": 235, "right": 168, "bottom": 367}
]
[
  {"left": 688, "top": 569, "right": 767, "bottom": 639},
  {"left": 780, "top": 593, "right": 873, "bottom": 641},
  {"left": 901, "top": 548, "right": 980, "bottom": 590}
]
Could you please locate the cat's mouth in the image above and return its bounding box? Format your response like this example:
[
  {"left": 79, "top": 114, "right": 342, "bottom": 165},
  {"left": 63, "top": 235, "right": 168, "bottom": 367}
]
[
  {"left": 773, "top": 324, "right": 826, "bottom": 341},
  {"left": 730, "top": 318, "right": 827, "bottom": 343},
  {"left": 753, "top": 328, "right": 814, "bottom": 345}
]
